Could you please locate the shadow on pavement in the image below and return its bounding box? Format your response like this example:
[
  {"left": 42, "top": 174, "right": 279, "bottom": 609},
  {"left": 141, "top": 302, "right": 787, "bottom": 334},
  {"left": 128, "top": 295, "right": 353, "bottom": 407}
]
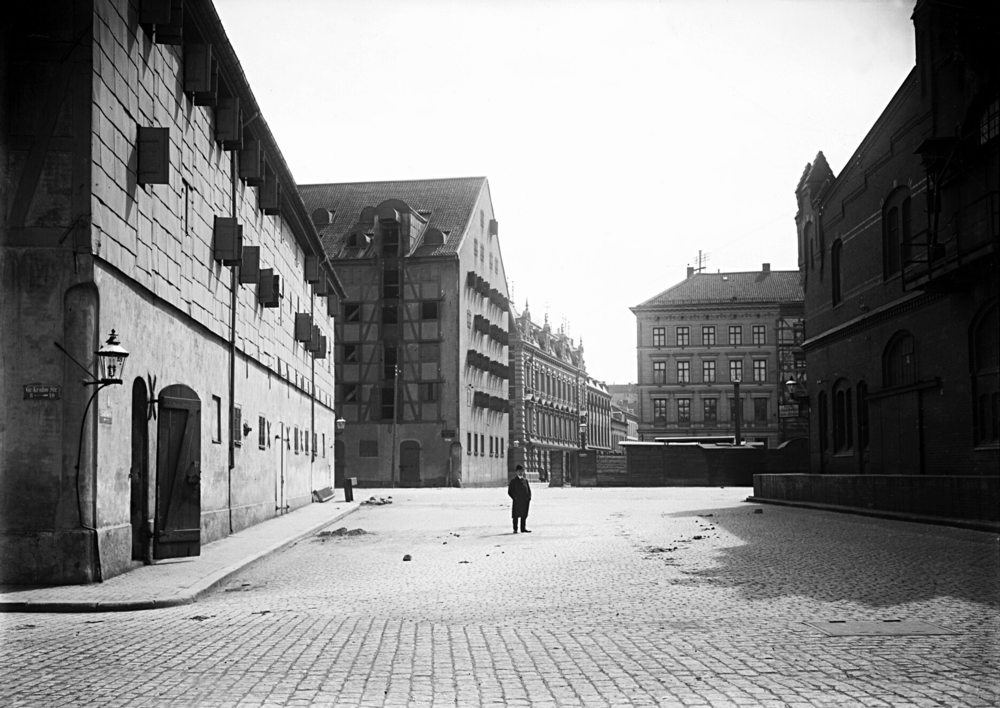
[{"left": 661, "top": 502, "right": 1000, "bottom": 609}]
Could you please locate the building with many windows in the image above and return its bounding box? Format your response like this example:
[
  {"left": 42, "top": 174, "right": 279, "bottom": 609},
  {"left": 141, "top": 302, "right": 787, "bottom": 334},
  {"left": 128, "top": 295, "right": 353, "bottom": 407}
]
[
  {"left": 610, "top": 404, "right": 638, "bottom": 452},
  {"left": 631, "top": 265, "right": 805, "bottom": 447},
  {"left": 2, "top": 0, "right": 342, "bottom": 584},
  {"left": 298, "top": 178, "right": 510, "bottom": 488},
  {"left": 790, "top": 0, "right": 997, "bottom": 494},
  {"left": 507, "top": 304, "right": 586, "bottom": 483}
]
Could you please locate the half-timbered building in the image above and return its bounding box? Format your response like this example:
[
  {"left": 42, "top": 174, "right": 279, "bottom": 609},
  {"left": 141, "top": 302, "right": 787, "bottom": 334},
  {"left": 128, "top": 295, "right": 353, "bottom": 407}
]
[{"left": 298, "top": 178, "right": 510, "bottom": 488}]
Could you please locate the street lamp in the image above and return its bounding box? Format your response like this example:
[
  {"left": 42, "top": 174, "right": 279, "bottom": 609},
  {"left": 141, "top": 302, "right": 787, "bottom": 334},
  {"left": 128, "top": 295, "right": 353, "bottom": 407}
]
[
  {"left": 335, "top": 416, "right": 346, "bottom": 432},
  {"left": 91, "top": 330, "right": 129, "bottom": 385}
]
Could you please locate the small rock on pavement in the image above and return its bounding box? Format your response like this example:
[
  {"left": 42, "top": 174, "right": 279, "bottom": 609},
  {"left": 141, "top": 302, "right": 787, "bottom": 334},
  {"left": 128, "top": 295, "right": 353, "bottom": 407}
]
[
  {"left": 753, "top": 508, "right": 763, "bottom": 514},
  {"left": 403, "top": 554, "right": 412, "bottom": 561}
]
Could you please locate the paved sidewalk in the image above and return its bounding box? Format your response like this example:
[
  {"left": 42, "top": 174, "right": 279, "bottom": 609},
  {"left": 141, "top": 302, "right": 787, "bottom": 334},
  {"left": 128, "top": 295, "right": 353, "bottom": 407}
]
[{"left": 0, "top": 498, "right": 361, "bottom": 613}]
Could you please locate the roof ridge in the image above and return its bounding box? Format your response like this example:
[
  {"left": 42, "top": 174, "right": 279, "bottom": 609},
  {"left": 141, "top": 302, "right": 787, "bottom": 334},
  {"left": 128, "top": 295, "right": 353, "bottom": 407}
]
[{"left": 298, "top": 176, "right": 487, "bottom": 188}]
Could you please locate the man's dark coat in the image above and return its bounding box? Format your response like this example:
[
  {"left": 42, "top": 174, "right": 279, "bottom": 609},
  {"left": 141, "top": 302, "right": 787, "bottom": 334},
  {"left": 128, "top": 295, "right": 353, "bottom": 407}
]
[{"left": 507, "top": 476, "right": 531, "bottom": 518}]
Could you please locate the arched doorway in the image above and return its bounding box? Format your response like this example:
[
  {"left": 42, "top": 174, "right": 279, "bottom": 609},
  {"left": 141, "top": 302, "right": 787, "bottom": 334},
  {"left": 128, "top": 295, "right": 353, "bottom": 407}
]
[
  {"left": 154, "top": 384, "right": 202, "bottom": 559},
  {"left": 399, "top": 440, "right": 421, "bottom": 487},
  {"left": 130, "top": 378, "right": 150, "bottom": 562}
]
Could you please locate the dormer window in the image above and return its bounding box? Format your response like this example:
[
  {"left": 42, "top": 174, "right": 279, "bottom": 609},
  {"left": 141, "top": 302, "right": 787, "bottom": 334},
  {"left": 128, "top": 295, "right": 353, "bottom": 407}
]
[{"left": 382, "top": 224, "right": 400, "bottom": 257}]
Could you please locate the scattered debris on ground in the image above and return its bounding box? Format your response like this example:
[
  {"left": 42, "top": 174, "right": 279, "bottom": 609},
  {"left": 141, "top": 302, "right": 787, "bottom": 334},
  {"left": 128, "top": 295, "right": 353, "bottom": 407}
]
[
  {"left": 363, "top": 496, "right": 393, "bottom": 506},
  {"left": 224, "top": 582, "right": 254, "bottom": 592},
  {"left": 318, "top": 527, "right": 368, "bottom": 537},
  {"left": 403, "top": 554, "right": 412, "bottom": 561},
  {"left": 753, "top": 509, "right": 763, "bottom": 514},
  {"left": 459, "top": 560, "right": 470, "bottom": 564},
  {"left": 189, "top": 615, "right": 213, "bottom": 621}
]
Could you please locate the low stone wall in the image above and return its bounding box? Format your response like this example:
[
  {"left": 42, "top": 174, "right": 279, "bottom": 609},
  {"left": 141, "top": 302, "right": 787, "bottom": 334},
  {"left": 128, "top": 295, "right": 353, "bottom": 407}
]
[
  {"left": 619, "top": 443, "right": 808, "bottom": 487},
  {"left": 753, "top": 474, "right": 999, "bottom": 523}
]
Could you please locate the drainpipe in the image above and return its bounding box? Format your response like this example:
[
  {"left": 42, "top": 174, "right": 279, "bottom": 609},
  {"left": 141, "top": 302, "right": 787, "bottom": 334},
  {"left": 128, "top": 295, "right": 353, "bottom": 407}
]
[
  {"left": 228, "top": 152, "right": 237, "bottom": 534},
  {"left": 310, "top": 288, "right": 315, "bottom": 495}
]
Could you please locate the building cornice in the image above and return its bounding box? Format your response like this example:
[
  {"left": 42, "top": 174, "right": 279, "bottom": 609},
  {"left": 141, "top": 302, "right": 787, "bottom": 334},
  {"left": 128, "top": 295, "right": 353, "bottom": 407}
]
[{"left": 801, "top": 291, "right": 945, "bottom": 351}]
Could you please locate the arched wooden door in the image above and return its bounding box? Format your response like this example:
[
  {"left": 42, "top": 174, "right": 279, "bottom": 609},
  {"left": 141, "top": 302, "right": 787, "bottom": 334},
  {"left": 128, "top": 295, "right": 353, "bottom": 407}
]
[
  {"left": 154, "top": 384, "right": 202, "bottom": 559},
  {"left": 399, "top": 440, "right": 421, "bottom": 487},
  {"left": 130, "top": 378, "right": 150, "bottom": 562}
]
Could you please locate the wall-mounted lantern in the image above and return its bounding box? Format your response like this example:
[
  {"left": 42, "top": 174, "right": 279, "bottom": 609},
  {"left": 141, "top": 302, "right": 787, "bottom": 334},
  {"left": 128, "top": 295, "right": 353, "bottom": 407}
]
[
  {"left": 92, "top": 330, "right": 129, "bottom": 386},
  {"left": 335, "top": 416, "right": 346, "bottom": 433}
]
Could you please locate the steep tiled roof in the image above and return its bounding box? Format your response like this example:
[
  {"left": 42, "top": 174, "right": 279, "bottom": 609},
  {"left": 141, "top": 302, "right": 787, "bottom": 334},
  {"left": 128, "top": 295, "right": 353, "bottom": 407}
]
[
  {"left": 635, "top": 270, "right": 803, "bottom": 308},
  {"left": 297, "top": 177, "right": 487, "bottom": 259}
]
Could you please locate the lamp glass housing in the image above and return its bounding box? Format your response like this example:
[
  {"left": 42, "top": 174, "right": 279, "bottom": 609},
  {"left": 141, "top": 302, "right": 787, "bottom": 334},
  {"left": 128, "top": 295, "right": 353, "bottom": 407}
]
[{"left": 96, "top": 330, "right": 129, "bottom": 384}]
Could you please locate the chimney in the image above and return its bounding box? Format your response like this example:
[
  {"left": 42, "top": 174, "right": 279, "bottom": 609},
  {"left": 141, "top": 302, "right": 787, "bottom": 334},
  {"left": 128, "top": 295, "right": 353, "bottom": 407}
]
[
  {"left": 762, "top": 263, "right": 770, "bottom": 272},
  {"left": 687, "top": 266, "right": 695, "bottom": 278}
]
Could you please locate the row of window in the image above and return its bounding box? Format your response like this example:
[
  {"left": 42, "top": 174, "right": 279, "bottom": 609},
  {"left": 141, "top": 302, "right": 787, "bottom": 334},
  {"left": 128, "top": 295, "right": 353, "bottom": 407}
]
[
  {"left": 528, "top": 367, "right": 579, "bottom": 405},
  {"left": 209, "top": 399, "right": 328, "bottom": 457},
  {"left": 466, "top": 432, "right": 505, "bottom": 457},
  {"left": 527, "top": 410, "right": 580, "bottom": 442},
  {"left": 652, "top": 359, "right": 768, "bottom": 384},
  {"left": 816, "top": 311, "right": 999, "bottom": 453},
  {"left": 341, "top": 301, "right": 440, "bottom": 324},
  {"left": 652, "top": 397, "right": 769, "bottom": 424},
  {"left": 652, "top": 324, "right": 767, "bottom": 347}
]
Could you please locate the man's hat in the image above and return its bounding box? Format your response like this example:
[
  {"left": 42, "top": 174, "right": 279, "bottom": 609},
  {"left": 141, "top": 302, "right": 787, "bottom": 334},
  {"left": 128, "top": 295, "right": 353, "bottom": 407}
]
[{"left": 515, "top": 464, "right": 524, "bottom": 471}]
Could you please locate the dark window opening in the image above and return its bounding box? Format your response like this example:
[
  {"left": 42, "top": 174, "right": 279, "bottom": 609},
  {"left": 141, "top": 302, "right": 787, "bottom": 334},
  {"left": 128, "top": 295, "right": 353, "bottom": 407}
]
[
  {"left": 421, "top": 300, "right": 439, "bottom": 320},
  {"left": 381, "top": 224, "right": 400, "bottom": 257},
  {"left": 344, "top": 303, "right": 361, "bottom": 322},
  {"left": 381, "top": 387, "right": 395, "bottom": 420},
  {"left": 382, "top": 269, "right": 400, "bottom": 299}
]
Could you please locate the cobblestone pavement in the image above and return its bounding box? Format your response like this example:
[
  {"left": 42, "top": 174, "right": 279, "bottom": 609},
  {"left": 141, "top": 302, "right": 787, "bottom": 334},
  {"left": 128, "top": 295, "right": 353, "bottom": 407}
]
[{"left": 2, "top": 487, "right": 997, "bottom": 707}]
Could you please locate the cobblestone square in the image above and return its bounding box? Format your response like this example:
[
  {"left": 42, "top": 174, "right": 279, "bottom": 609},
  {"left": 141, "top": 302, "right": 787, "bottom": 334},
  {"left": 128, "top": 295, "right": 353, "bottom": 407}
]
[{"left": 2, "top": 488, "right": 997, "bottom": 707}]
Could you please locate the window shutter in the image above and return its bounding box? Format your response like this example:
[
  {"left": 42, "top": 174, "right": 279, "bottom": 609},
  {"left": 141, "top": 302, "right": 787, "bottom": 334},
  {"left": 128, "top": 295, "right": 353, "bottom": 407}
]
[
  {"left": 137, "top": 127, "right": 170, "bottom": 185},
  {"left": 239, "top": 246, "right": 260, "bottom": 284},
  {"left": 184, "top": 45, "right": 213, "bottom": 95},
  {"left": 194, "top": 59, "right": 219, "bottom": 107},
  {"left": 216, "top": 97, "right": 242, "bottom": 150},
  {"left": 305, "top": 255, "right": 321, "bottom": 283},
  {"left": 140, "top": 0, "right": 172, "bottom": 25},
  {"left": 258, "top": 269, "right": 281, "bottom": 308},
  {"left": 212, "top": 217, "right": 243, "bottom": 264},
  {"left": 260, "top": 173, "right": 281, "bottom": 215},
  {"left": 295, "top": 313, "right": 313, "bottom": 342},
  {"left": 154, "top": 0, "right": 183, "bottom": 44},
  {"left": 240, "top": 140, "right": 266, "bottom": 185},
  {"left": 233, "top": 407, "right": 242, "bottom": 447}
]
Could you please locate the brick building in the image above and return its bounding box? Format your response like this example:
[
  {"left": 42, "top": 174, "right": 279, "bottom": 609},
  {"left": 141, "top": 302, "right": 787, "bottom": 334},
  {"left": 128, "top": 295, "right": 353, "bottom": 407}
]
[
  {"left": 507, "top": 304, "right": 586, "bottom": 484},
  {"left": 787, "top": 1, "right": 998, "bottom": 497},
  {"left": 631, "top": 266, "right": 806, "bottom": 448},
  {"left": 297, "top": 178, "right": 510, "bottom": 488},
  {"left": 1, "top": 1, "right": 342, "bottom": 584}
]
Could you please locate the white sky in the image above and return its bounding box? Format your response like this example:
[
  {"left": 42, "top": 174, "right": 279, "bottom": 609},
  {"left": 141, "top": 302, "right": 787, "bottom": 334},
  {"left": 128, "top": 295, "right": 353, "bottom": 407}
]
[{"left": 214, "top": 0, "right": 916, "bottom": 385}]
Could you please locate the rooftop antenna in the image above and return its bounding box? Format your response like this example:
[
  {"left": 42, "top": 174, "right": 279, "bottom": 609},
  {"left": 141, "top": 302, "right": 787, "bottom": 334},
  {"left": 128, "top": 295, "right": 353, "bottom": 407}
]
[{"left": 690, "top": 250, "right": 710, "bottom": 274}]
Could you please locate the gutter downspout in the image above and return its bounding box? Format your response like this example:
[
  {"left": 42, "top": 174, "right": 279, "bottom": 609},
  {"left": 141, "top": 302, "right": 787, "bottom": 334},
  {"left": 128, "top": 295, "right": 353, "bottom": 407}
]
[{"left": 228, "top": 152, "right": 237, "bottom": 534}]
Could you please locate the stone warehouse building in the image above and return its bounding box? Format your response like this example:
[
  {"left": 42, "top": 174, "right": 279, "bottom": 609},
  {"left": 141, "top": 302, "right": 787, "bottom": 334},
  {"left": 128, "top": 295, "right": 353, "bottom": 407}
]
[
  {"left": 1, "top": 1, "right": 343, "bottom": 584},
  {"left": 762, "top": 0, "right": 998, "bottom": 522},
  {"left": 297, "top": 178, "right": 510, "bottom": 488},
  {"left": 507, "top": 304, "right": 587, "bottom": 484},
  {"left": 631, "top": 266, "right": 806, "bottom": 448}
]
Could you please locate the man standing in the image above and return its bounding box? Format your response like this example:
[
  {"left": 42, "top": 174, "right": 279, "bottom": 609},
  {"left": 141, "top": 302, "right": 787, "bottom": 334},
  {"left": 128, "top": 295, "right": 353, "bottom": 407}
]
[{"left": 508, "top": 465, "right": 532, "bottom": 533}]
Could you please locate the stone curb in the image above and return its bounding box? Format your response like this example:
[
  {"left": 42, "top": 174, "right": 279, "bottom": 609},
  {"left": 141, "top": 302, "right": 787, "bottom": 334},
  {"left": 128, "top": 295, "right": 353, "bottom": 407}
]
[
  {"left": 0, "top": 504, "right": 361, "bottom": 614},
  {"left": 745, "top": 496, "right": 1000, "bottom": 533}
]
